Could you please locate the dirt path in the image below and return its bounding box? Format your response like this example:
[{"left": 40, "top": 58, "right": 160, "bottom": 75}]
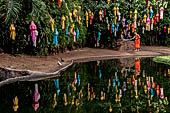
[{"left": 0, "top": 46, "right": 169, "bottom": 73}]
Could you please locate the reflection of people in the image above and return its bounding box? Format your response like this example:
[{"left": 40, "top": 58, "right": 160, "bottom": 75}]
[
  {"left": 135, "top": 58, "right": 140, "bottom": 76},
  {"left": 133, "top": 31, "right": 141, "bottom": 51}
]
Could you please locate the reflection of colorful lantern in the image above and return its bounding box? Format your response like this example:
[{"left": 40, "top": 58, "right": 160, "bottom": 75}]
[
  {"left": 156, "top": 85, "right": 160, "bottom": 96},
  {"left": 130, "top": 10, "right": 132, "bottom": 18},
  {"left": 99, "top": 10, "right": 102, "bottom": 21},
  {"left": 160, "top": 88, "right": 164, "bottom": 99},
  {"left": 107, "top": 0, "right": 110, "bottom": 4},
  {"left": 114, "top": 7, "right": 116, "bottom": 16},
  {"left": 142, "top": 27, "right": 145, "bottom": 34},
  {"left": 10, "top": 24, "right": 16, "bottom": 40},
  {"left": 61, "top": 15, "right": 66, "bottom": 29},
  {"left": 122, "top": 17, "right": 126, "bottom": 27},
  {"left": 144, "top": 14, "right": 147, "bottom": 23},
  {"left": 150, "top": 6, "right": 153, "bottom": 18}
]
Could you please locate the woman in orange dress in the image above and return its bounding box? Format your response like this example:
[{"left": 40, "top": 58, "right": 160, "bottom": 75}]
[{"left": 134, "top": 32, "right": 141, "bottom": 51}]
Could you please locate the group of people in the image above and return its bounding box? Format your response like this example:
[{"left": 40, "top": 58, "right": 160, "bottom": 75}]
[{"left": 120, "top": 30, "right": 141, "bottom": 52}]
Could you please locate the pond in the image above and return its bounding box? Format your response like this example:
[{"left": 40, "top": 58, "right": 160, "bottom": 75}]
[{"left": 0, "top": 57, "right": 170, "bottom": 113}]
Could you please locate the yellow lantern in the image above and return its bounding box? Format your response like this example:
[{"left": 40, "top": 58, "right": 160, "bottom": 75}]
[
  {"left": 168, "top": 27, "right": 170, "bottom": 34},
  {"left": 50, "top": 18, "right": 54, "bottom": 32},
  {"left": 144, "top": 14, "right": 147, "bottom": 23},
  {"left": 138, "top": 20, "right": 140, "bottom": 27},
  {"left": 109, "top": 106, "right": 112, "bottom": 112},
  {"left": 135, "top": 90, "right": 138, "bottom": 99},
  {"left": 78, "top": 16, "right": 81, "bottom": 24},
  {"left": 114, "top": 7, "right": 117, "bottom": 16},
  {"left": 115, "top": 16, "right": 117, "bottom": 25},
  {"left": 107, "top": 0, "right": 111, "bottom": 4},
  {"left": 130, "top": 10, "right": 132, "bottom": 18},
  {"left": 89, "top": 10, "right": 92, "bottom": 17},
  {"left": 10, "top": 24, "right": 16, "bottom": 40},
  {"left": 64, "top": 93, "right": 68, "bottom": 106},
  {"left": 116, "top": 7, "right": 119, "bottom": 15},
  {"left": 85, "top": 11, "right": 89, "bottom": 27},
  {"left": 128, "top": 23, "right": 131, "bottom": 30},
  {"left": 88, "top": 90, "right": 90, "bottom": 100},
  {"left": 100, "top": 91, "right": 104, "bottom": 100},
  {"left": 107, "top": 24, "right": 110, "bottom": 30},
  {"left": 53, "top": 93, "right": 57, "bottom": 108},
  {"left": 71, "top": 96, "right": 75, "bottom": 105},
  {"left": 73, "top": 9, "right": 78, "bottom": 17},
  {"left": 134, "top": 9, "right": 138, "bottom": 20},
  {"left": 99, "top": 10, "right": 102, "bottom": 21},
  {"left": 69, "top": 12, "right": 73, "bottom": 22},
  {"left": 61, "top": 15, "right": 66, "bottom": 29}
]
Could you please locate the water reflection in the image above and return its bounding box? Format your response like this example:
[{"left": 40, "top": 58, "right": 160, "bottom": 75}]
[{"left": 0, "top": 58, "right": 170, "bottom": 113}]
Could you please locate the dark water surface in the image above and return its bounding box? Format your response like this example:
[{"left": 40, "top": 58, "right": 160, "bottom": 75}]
[{"left": 0, "top": 58, "right": 170, "bottom": 113}]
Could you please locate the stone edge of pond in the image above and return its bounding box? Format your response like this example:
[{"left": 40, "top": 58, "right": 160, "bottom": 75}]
[{"left": 0, "top": 53, "right": 164, "bottom": 87}]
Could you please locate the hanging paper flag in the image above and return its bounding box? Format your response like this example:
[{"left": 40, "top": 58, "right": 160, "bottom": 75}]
[
  {"left": 99, "top": 69, "right": 102, "bottom": 78},
  {"left": 99, "top": 10, "right": 102, "bottom": 21},
  {"left": 98, "top": 32, "right": 101, "bottom": 40},
  {"left": 73, "top": 31, "right": 76, "bottom": 42},
  {"left": 61, "top": 15, "right": 66, "bottom": 29},
  {"left": 30, "top": 21, "right": 37, "bottom": 47},
  {"left": 66, "top": 23, "right": 69, "bottom": 35},
  {"left": 13, "top": 96, "right": 19, "bottom": 112},
  {"left": 50, "top": 18, "right": 54, "bottom": 32},
  {"left": 144, "top": 14, "right": 147, "bottom": 23},
  {"left": 10, "top": 24, "right": 16, "bottom": 40},
  {"left": 164, "top": 26, "right": 166, "bottom": 32},
  {"left": 150, "top": 6, "right": 153, "bottom": 18},
  {"left": 76, "top": 28, "right": 79, "bottom": 39},
  {"left": 53, "top": 29, "right": 59, "bottom": 46},
  {"left": 160, "top": 7, "right": 164, "bottom": 19},
  {"left": 134, "top": 9, "right": 138, "bottom": 20}
]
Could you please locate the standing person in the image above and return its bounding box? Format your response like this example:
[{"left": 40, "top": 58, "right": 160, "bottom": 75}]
[
  {"left": 133, "top": 31, "right": 141, "bottom": 51},
  {"left": 127, "top": 31, "right": 132, "bottom": 39}
]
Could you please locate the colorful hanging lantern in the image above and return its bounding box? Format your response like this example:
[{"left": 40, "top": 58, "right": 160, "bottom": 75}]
[
  {"left": 13, "top": 96, "right": 19, "bottom": 112},
  {"left": 110, "top": 27, "right": 112, "bottom": 34},
  {"left": 104, "top": 9, "right": 107, "bottom": 15},
  {"left": 156, "top": 12, "right": 159, "bottom": 22},
  {"left": 132, "top": 23, "right": 134, "bottom": 32},
  {"left": 69, "top": 12, "right": 73, "bottom": 22},
  {"left": 102, "top": 10, "right": 104, "bottom": 18},
  {"left": 126, "top": 24, "right": 128, "bottom": 31},
  {"left": 122, "top": 17, "right": 126, "bottom": 27},
  {"left": 78, "top": 16, "right": 81, "bottom": 24},
  {"left": 70, "top": 24, "right": 75, "bottom": 34},
  {"left": 128, "top": 23, "right": 131, "bottom": 30},
  {"left": 66, "top": 23, "right": 69, "bottom": 35},
  {"left": 147, "top": 17, "right": 150, "bottom": 31},
  {"left": 99, "top": 10, "right": 102, "bottom": 21},
  {"left": 76, "top": 28, "right": 79, "bottom": 39},
  {"left": 156, "top": 85, "right": 160, "bottom": 96},
  {"left": 160, "top": 7, "right": 164, "bottom": 19},
  {"left": 116, "top": 7, "right": 119, "bottom": 15},
  {"left": 50, "top": 18, "right": 54, "bottom": 32},
  {"left": 29, "top": 21, "right": 37, "bottom": 47},
  {"left": 112, "top": 24, "right": 115, "bottom": 33},
  {"left": 130, "top": 10, "right": 132, "bottom": 18},
  {"left": 116, "top": 23, "right": 119, "bottom": 32},
  {"left": 107, "top": 0, "right": 110, "bottom": 4},
  {"left": 142, "top": 26, "right": 145, "bottom": 34},
  {"left": 53, "top": 29, "right": 59, "bottom": 46},
  {"left": 160, "top": 88, "right": 164, "bottom": 99},
  {"left": 114, "top": 27, "right": 117, "bottom": 37},
  {"left": 90, "top": 14, "right": 93, "bottom": 25},
  {"left": 134, "top": 9, "right": 138, "bottom": 20},
  {"left": 114, "top": 7, "right": 116, "bottom": 16},
  {"left": 151, "top": 18, "right": 153, "bottom": 30},
  {"left": 115, "top": 16, "right": 117, "bottom": 25},
  {"left": 164, "top": 1, "right": 168, "bottom": 8},
  {"left": 118, "top": 12, "right": 121, "bottom": 21},
  {"left": 153, "top": 16, "right": 157, "bottom": 24},
  {"left": 61, "top": 15, "right": 66, "bottom": 29},
  {"left": 144, "top": 14, "right": 147, "bottom": 23},
  {"left": 73, "top": 9, "right": 77, "bottom": 17},
  {"left": 150, "top": 6, "right": 153, "bottom": 18},
  {"left": 73, "top": 31, "right": 76, "bottom": 42},
  {"left": 107, "top": 24, "right": 110, "bottom": 30},
  {"left": 164, "top": 26, "right": 166, "bottom": 32},
  {"left": 85, "top": 11, "right": 88, "bottom": 27},
  {"left": 138, "top": 20, "right": 140, "bottom": 27},
  {"left": 10, "top": 24, "right": 16, "bottom": 40},
  {"left": 134, "top": 20, "right": 137, "bottom": 28},
  {"left": 98, "top": 32, "right": 101, "bottom": 41},
  {"left": 168, "top": 24, "right": 170, "bottom": 34},
  {"left": 64, "top": 93, "right": 68, "bottom": 106}
]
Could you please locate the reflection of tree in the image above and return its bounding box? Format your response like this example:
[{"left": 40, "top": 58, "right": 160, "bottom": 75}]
[{"left": 0, "top": 58, "right": 170, "bottom": 112}]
